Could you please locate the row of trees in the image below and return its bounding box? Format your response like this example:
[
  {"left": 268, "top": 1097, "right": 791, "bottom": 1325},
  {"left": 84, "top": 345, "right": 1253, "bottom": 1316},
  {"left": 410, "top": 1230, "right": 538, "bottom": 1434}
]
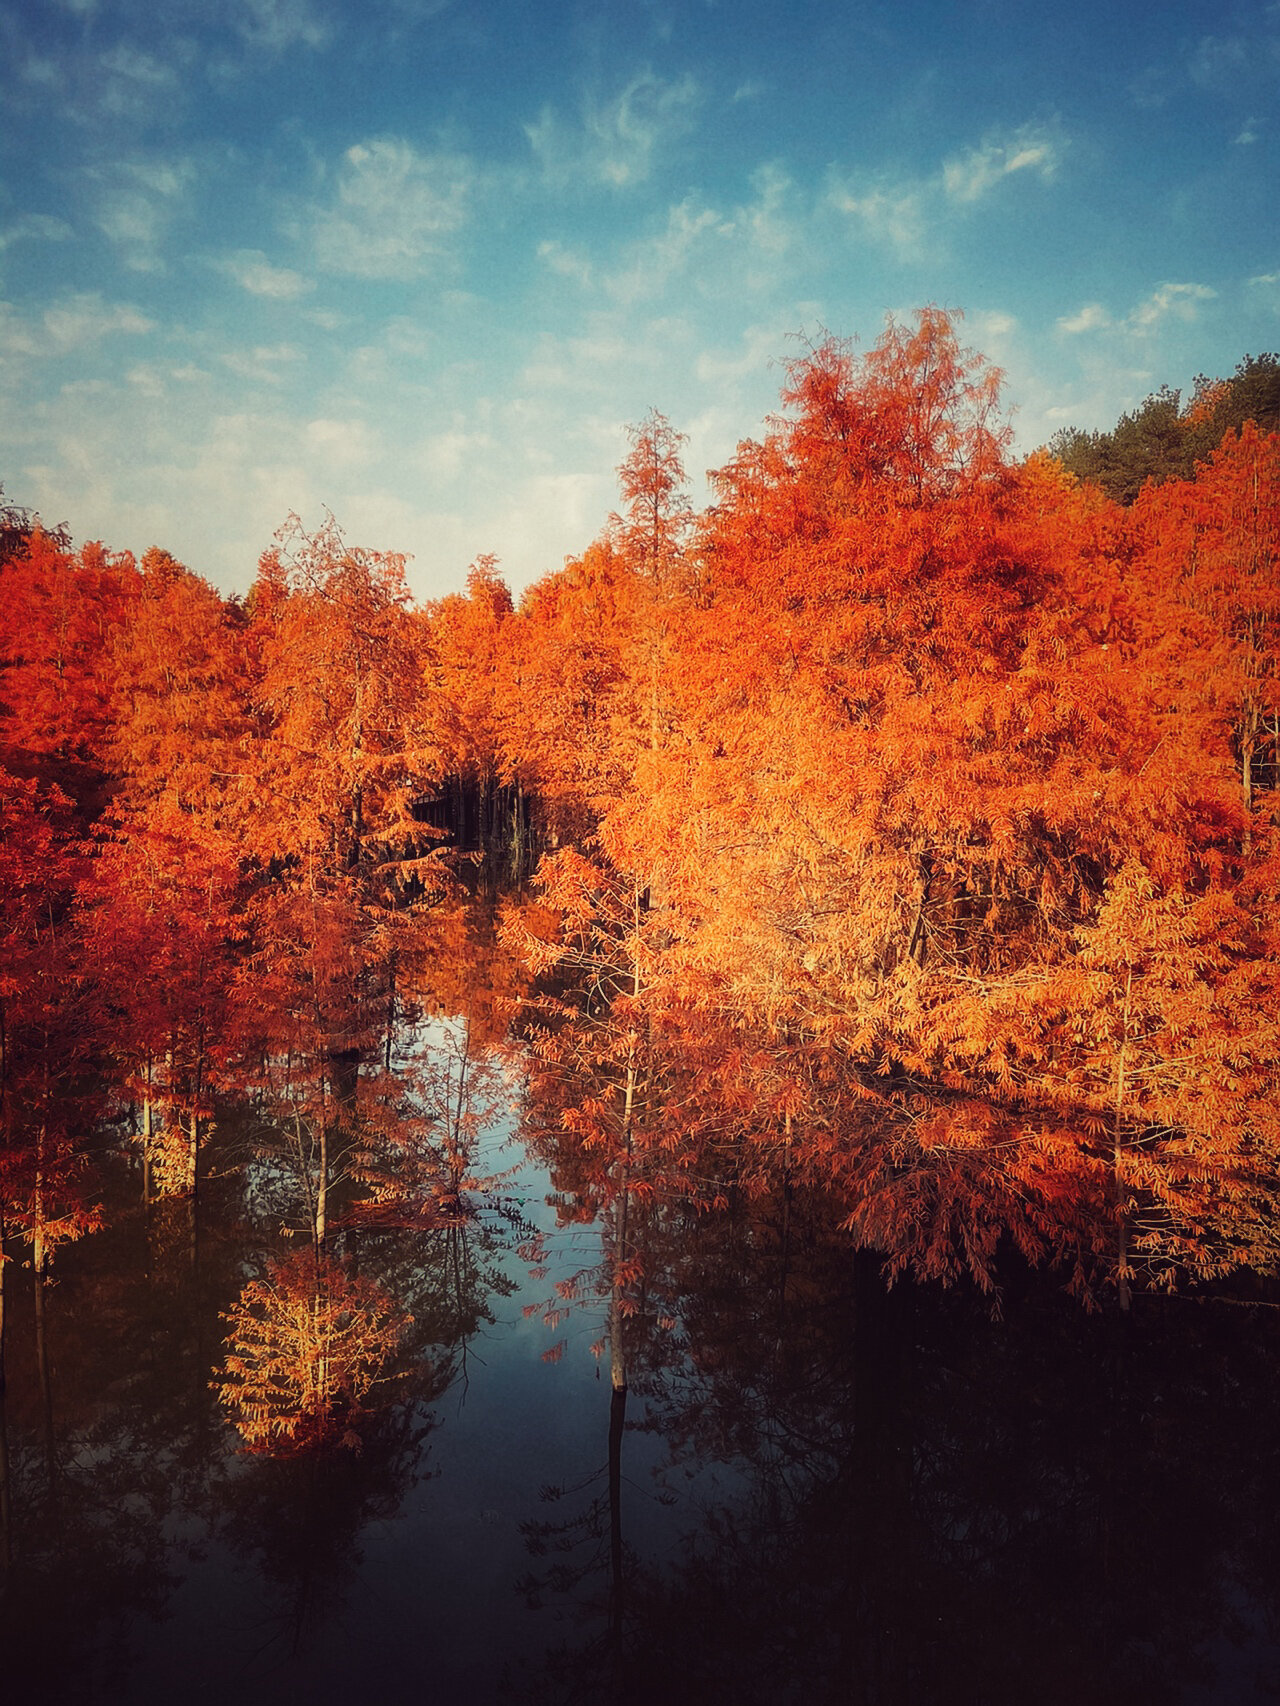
[
  {"left": 2, "top": 307, "right": 1279, "bottom": 1328},
  {"left": 510, "top": 311, "right": 1280, "bottom": 1307},
  {"left": 1049, "top": 351, "right": 1280, "bottom": 504}
]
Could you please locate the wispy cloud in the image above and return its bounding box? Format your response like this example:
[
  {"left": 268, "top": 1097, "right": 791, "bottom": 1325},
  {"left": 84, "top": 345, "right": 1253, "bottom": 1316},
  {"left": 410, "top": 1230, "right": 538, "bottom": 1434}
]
[
  {"left": 829, "top": 121, "right": 1062, "bottom": 260},
  {"left": 95, "top": 42, "right": 184, "bottom": 120},
  {"left": 305, "top": 416, "right": 377, "bottom": 467},
  {"left": 0, "top": 215, "right": 73, "bottom": 252},
  {"left": 599, "top": 197, "right": 730, "bottom": 304},
  {"left": 1188, "top": 33, "right": 1251, "bottom": 91},
  {"left": 942, "top": 125, "right": 1061, "bottom": 204},
  {"left": 537, "top": 166, "right": 797, "bottom": 311},
  {"left": 92, "top": 157, "right": 195, "bottom": 271},
  {"left": 537, "top": 240, "right": 595, "bottom": 289},
  {"left": 730, "top": 161, "right": 797, "bottom": 267},
  {"left": 219, "top": 343, "right": 306, "bottom": 384},
  {"left": 1057, "top": 302, "right": 1112, "bottom": 335},
  {"left": 525, "top": 71, "right": 700, "bottom": 189},
  {"left": 827, "top": 174, "right": 926, "bottom": 260},
  {"left": 1134, "top": 17, "right": 1280, "bottom": 109},
  {"left": 1128, "top": 281, "right": 1216, "bottom": 331},
  {"left": 1057, "top": 283, "right": 1216, "bottom": 339},
  {"left": 124, "top": 359, "right": 210, "bottom": 398},
  {"left": 0, "top": 292, "right": 154, "bottom": 359},
  {"left": 218, "top": 249, "right": 313, "bottom": 299},
  {"left": 234, "top": 0, "right": 332, "bottom": 51},
  {"left": 310, "top": 139, "right": 471, "bottom": 280}
]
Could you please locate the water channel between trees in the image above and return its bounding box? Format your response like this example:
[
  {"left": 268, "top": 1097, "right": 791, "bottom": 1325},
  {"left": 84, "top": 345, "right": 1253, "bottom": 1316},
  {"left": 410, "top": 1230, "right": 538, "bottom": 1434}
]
[{"left": 2, "top": 933, "right": 1280, "bottom": 1706}]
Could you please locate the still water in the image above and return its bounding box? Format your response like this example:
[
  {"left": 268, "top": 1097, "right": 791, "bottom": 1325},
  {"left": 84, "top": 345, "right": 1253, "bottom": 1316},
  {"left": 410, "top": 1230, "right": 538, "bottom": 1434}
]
[{"left": 3, "top": 1008, "right": 1280, "bottom": 1706}]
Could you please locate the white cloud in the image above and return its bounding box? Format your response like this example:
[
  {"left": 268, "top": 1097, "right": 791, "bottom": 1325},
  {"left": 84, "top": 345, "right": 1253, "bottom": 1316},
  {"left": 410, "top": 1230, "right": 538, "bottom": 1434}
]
[
  {"left": 21, "top": 57, "right": 62, "bottom": 90},
  {"left": 417, "top": 426, "right": 497, "bottom": 482},
  {"left": 1188, "top": 34, "right": 1250, "bottom": 90},
  {"left": 1234, "top": 117, "right": 1262, "bottom": 144},
  {"left": 538, "top": 240, "right": 594, "bottom": 289},
  {"left": 42, "top": 294, "right": 154, "bottom": 351},
  {"left": 219, "top": 249, "right": 312, "bottom": 299},
  {"left": 92, "top": 157, "right": 194, "bottom": 271},
  {"left": 525, "top": 71, "right": 700, "bottom": 189},
  {"left": 975, "top": 311, "right": 1018, "bottom": 339},
  {"left": 91, "top": 41, "right": 194, "bottom": 122},
  {"left": 601, "top": 197, "right": 730, "bottom": 304},
  {"left": 234, "top": 0, "right": 332, "bottom": 51},
  {"left": 219, "top": 343, "right": 306, "bottom": 383},
  {"left": 0, "top": 215, "right": 73, "bottom": 251},
  {"left": 732, "top": 161, "right": 795, "bottom": 263},
  {"left": 1057, "top": 302, "right": 1113, "bottom": 335},
  {"left": 827, "top": 175, "right": 926, "bottom": 260},
  {"left": 1248, "top": 270, "right": 1280, "bottom": 286},
  {"left": 305, "top": 417, "right": 377, "bottom": 467},
  {"left": 311, "top": 139, "right": 471, "bottom": 280},
  {"left": 942, "top": 125, "right": 1061, "bottom": 205},
  {"left": 1128, "top": 281, "right": 1216, "bottom": 332},
  {"left": 0, "top": 292, "right": 154, "bottom": 358},
  {"left": 694, "top": 317, "right": 801, "bottom": 386},
  {"left": 1055, "top": 284, "right": 1215, "bottom": 340},
  {"left": 829, "top": 121, "right": 1062, "bottom": 261},
  {"left": 96, "top": 199, "right": 168, "bottom": 269},
  {"left": 127, "top": 161, "right": 192, "bottom": 198},
  {"left": 99, "top": 45, "right": 176, "bottom": 88},
  {"left": 563, "top": 168, "right": 796, "bottom": 311}
]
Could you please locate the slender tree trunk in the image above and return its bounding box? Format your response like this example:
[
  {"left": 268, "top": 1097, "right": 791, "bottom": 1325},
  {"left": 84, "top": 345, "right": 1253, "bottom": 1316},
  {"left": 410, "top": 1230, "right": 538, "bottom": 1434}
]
[
  {"left": 33, "top": 1110, "right": 48, "bottom": 1281},
  {"left": 1114, "top": 969, "right": 1133, "bottom": 1313},
  {"left": 0, "top": 1371, "right": 11, "bottom": 1576},
  {"left": 141, "top": 1053, "right": 154, "bottom": 1205},
  {"left": 607, "top": 1378, "right": 627, "bottom": 1653},
  {"left": 188, "top": 1106, "right": 199, "bottom": 1199},
  {"left": 34, "top": 1265, "right": 55, "bottom": 1496},
  {"left": 316, "top": 1111, "right": 328, "bottom": 1257},
  {"left": 384, "top": 954, "right": 397, "bottom": 1073},
  {"left": 349, "top": 667, "right": 365, "bottom": 870},
  {"left": 0, "top": 1216, "right": 7, "bottom": 1399}
]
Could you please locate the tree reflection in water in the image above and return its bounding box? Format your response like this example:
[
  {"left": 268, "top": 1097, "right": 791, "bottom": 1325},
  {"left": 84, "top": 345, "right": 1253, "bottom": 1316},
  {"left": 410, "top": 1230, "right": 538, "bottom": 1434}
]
[
  {"left": 1, "top": 907, "right": 1280, "bottom": 1704},
  {"left": 218, "top": 1251, "right": 409, "bottom": 1451}
]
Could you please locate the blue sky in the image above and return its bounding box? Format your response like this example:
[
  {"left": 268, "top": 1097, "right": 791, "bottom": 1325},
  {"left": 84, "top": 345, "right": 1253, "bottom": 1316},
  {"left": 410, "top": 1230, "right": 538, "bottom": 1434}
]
[{"left": 2, "top": 0, "right": 1278, "bottom": 599}]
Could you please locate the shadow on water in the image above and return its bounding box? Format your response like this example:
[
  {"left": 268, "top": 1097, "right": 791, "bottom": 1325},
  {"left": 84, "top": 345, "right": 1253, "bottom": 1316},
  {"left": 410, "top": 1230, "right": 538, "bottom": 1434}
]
[{"left": 508, "top": 1179, "right": 1280, "bottom": 1706}]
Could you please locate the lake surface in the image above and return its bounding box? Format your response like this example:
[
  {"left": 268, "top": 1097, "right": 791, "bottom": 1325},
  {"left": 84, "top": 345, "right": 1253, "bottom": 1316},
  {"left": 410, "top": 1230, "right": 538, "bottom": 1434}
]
[{"left": 3, "top": 1008, "right": 1280, "bottom": 1706}]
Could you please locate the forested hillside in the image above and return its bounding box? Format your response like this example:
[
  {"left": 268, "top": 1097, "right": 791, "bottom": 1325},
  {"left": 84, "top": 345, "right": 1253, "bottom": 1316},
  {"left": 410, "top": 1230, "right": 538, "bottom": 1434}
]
[{"left": 3, "top": 308, "right": 1278, "bottom": 1310}]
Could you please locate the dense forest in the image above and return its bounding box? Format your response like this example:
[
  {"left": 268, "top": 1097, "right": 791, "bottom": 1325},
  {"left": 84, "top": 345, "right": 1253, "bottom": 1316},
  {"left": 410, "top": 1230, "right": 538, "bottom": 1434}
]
[{"left": 2, "top": 306, "right": 1279, "bottom": 1386}]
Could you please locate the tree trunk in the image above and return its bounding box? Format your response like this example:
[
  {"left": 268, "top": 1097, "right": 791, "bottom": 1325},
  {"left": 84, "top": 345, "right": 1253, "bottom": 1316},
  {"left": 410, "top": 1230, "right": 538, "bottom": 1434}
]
[
  {"left": 141, "top": 1053, "right": 154, "bottom": 1205},
  {"left": 316, "top": 1112, "right": 329, "bottom": 1257},
  {"left": 1114, "top": 969, "right": 1133, "bottom": 1313},
  {"left": 34, "top": 1264, "right": 56, "bottom": 1496},
  {"left": 0, "top": 1373, "right": 11, "bottom": 1575},
  {"left": 188, "top": 1106, "right": 199, "bottom": 1199},
  {"left": 607, "top": 1379, "right": 627, "bottom": 1653}
]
